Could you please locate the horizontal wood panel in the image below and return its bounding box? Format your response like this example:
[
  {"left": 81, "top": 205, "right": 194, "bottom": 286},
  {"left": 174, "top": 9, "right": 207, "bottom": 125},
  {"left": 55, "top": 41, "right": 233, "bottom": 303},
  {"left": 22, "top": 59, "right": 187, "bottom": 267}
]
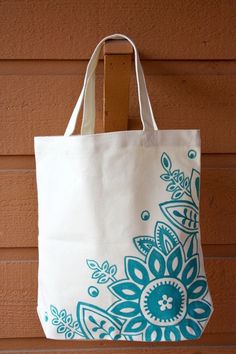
[
  {"left": 0, "top": 0, "right": 236, "bottom": 59},
  {"left": 0, "top": 171, "right": 37, "bottom": 248},
  {"left": 1, "top": 245, "right": 236, "bottom": 261},
  {"left": 0, "top": 72, "right": 236, "bottom": 155},
  {"left": 0, "top": 348, "right": 235, "bottom": 354},
  {"left": 0, "top": 167, "right": 235, "bottom": 248},
  {"left": 1, "top": 334, "right": 236, "bottom": 351},
  {"left": 0, "top": 259, "right": 235, "bottom": 339}
]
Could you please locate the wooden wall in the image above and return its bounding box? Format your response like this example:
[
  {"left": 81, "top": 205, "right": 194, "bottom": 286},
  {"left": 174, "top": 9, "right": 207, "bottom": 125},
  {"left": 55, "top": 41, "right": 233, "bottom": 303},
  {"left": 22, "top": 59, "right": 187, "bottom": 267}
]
[{"left": 0, "top": 1, "right": 236, "bottom": 353}]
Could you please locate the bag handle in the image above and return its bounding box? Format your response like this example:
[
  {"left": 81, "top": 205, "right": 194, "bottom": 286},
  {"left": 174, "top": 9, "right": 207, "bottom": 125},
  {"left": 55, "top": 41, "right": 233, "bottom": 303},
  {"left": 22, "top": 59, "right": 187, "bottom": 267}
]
[{"left": 64, "top": 34, "right": 158, "bottom": 136}]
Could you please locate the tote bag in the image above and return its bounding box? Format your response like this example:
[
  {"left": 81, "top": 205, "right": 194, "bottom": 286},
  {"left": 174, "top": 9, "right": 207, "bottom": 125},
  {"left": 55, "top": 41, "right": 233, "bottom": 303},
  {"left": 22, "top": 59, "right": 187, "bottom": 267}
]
[{"left": 34, "top": 33, "right": 214, "bottom": 342}]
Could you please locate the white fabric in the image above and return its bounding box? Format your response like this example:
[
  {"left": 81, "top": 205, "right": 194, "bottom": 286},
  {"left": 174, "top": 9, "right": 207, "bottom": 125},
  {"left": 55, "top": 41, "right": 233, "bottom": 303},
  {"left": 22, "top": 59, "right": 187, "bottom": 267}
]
[{"left": 34, "top": 33, "right": 213, "bottom": 342}]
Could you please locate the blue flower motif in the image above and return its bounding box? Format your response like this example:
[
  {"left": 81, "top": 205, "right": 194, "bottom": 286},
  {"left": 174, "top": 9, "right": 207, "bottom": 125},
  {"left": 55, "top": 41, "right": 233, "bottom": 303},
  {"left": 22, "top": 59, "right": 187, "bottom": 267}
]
[
  {"left": 106, "top": 221, "right": 213, "bottom": 341},
  {"left": 49, "top": 151, "right": 213, "bottom": 343}
]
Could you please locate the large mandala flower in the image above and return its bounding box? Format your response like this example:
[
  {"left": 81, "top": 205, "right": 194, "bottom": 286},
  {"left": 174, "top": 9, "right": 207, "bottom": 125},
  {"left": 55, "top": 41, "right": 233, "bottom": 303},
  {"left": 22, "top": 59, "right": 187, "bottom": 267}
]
[{"left": 107, "top": 221, "right": 213, "bottom": 341}]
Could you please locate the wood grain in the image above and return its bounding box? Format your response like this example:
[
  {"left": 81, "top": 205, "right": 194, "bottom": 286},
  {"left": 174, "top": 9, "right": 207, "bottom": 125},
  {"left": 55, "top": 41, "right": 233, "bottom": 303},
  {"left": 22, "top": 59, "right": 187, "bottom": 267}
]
[
  {"left": 103, "top": 54, "right": 131, "bottom": 132},
  {"left": 0, "top": 0, "right": 236, "bottom": 59},
  {"left": 1, "top": 70, "right": 236, "bottom": 154},
  {"left": 0, "top": 167, "right": 235, "bottom": 248},
  {"left": 0, "top": 259, "right": 235, "bottom": 339},
  {"left": 0, "top": 348, "right": 235, "bottom": 354},
  {"left": 0, "top": 334, "right": 236, "bottom": 351},
  {"left": 0, "top": 1, "right": 235, "bottom": 351}
]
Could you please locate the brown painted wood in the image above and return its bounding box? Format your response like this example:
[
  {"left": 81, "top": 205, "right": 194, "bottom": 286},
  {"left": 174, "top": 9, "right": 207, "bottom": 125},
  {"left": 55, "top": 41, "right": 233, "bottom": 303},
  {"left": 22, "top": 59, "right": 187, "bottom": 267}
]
[
  {"left": 0, "top": 1, "right": 236, "bottom": 59},
  {"left": 104, "top": 40, "right": 133, "bottom": 55},
  {"left": 0, "top": 167, "right": 235, "bottom": 248},
  {"left": 1, "top": 245, "right": 236, "bottom": 261},
  {"left": 0, "top": 259, "right": 234, "bottom": 339},
  {"left": 0, "top": 170, "right": 37, "bottom": 248},
  {"left": 1, "top": 71, "right": 236, "bottom": 154},
  {"left": 1, "top": 334, "right": 236, "bottom": 351},
  {"left": 0, "top": 348, "right": 235, "bottom": 354},
  {"left": 103, "top": 40, "right": 132, "bottom": 132},
  {"left": 0, "top": 1, "right": 235, "bottom": 350}
]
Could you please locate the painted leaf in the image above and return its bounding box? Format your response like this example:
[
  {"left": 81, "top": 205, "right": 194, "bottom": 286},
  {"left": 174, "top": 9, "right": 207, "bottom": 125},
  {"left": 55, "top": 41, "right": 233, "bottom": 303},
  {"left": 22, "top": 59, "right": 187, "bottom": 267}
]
[
  {"left": 147, "top": 247, "right": 165, "bottom": 278},
  {"left": 178, "top": 172, "right": 184, "bottom": 183},
  {"left": 59, "top": 309, "right": 67, "bottom": 320},
  {"left": 167, "top": 245, "right": 184, "bottom": 277},
  {"left": 92, "top": 270, "right": 102, "bottom": 279},
  {"left": 154, "top": 221, "right": 179, "bottom": 255},
  {"left": 184, "top": 177, "right": 190, "bottom": 189},
  {"left": 97, "top": 275, "right": 109, "bottom": 284},
  {"left": 50, "top": 305, "right": 58, "bottom": 317},
  {"left": 125, "top": 257, "right": 149, "bottom": 286},
  {"left": 109, "top": 280, "right": 141, "bottom": 300},
  {"left": 102, "top": 261, "right": 109, "bottom": 271},
  {"left": 65, "top": 330, "right": 75, "bottom": 339},
  {"left": 160, "top": 200, "right": 199, "bottom": 233},
  {"left": 65, "top": 314, "right": 73, "bottom": 324},
  {"left": 179, "top": 318, "right": 202, "bottom": 340},
  {"left": 57, "top": 324, "right": 66, "bottom": 333},
  {"left": 190, "top": 169, "right": 200, "bottom": 208},
  {"left": 182, "top": 255, "right": 199, "bottom": 286},
  {"left": 86, "top": 259, "right": 99, "bottom": 270},
  {"left": 145, "top": 325, "right": 162, "bottom": 341},
  {"left": 171, "top": 190, "right": 184, "bottom": 200},
  {"left": 109, "top": 265, "right": 117, "bottom": 276},
  {"left": 164, "top": 326, "right": 181, "bottom": 341},
  {"left": 133, "top": 236, "right": 156, "bottom": 255},
  {"left": 188, "top": 278, "right": 207, "bottom": 299},
  {"left": 160, "top": 173, "right": 171, "bottom": 181},
  {"left": 122, "top": 316, "right": 147, "bottom": 334},
  {"left": 188, "top": 300, "right": 211, "bottom": 319},
  {"left": 77, "top": 302, "right": 125, "bottom": 340},
  {"left": 172, "top": 169, "right": 180, "bottom": 178},
  {"left": 167, "top": 183, "right": 178, "bottom": 192},
  {"left": 108, "top": 300, "right": 140, "bottom": 318},
  {"left": 161, "top": 152, "right": 172, "bottom": 171},
  {"left": 183, "top": 234, "right": 198, "bottom": 258}
]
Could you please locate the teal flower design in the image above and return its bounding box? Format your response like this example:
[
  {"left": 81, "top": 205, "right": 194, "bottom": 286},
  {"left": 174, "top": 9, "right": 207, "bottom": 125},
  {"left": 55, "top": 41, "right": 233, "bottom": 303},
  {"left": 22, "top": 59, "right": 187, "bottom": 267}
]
[
  {"left": 106, "top": 221, "right": 212, "bottom": 341},
  {"left": 49, "top": 151, "right": 213, "bottom": 342}
]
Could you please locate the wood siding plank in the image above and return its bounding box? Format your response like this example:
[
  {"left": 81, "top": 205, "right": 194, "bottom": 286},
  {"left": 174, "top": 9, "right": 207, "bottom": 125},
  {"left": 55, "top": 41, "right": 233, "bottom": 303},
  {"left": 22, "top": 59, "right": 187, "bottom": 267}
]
[{"left": 0, "top": 0, "right": 236, "bottom": 59}]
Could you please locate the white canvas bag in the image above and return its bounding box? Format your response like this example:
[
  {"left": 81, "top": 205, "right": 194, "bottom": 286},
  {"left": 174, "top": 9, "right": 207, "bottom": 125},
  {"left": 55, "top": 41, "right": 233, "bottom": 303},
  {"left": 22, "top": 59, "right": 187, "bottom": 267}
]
[{"left": 34, "top": 33, "right": 214, "bottom": 342}]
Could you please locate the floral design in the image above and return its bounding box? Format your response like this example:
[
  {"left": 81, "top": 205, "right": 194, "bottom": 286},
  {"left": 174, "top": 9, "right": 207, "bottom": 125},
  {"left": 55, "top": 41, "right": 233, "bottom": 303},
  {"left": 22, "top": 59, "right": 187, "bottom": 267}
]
[
  {"left": 158, "top": 295, "right": 173, "bottom": 311},
  {"left": 48, "top": 151, "right": 213, "bottom": 342},
  {"left": 106, "top": 219, "right": 211, "bottom": 341},
  {"left": 87, "top": 259, "right": 117, "bottom": 284},
  {"left": 50, "top": 305, "right": 84, "bottom": 339}
]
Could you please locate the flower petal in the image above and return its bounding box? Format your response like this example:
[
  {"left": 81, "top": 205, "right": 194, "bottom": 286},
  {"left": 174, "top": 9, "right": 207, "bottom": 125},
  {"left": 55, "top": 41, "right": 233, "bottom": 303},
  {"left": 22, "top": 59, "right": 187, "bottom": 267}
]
[
  {"left": 188, "top": 279, "right": 207, "bottom": 299},
  {"left": 155, "top": 221, "right": 179, "bottom": 255},
  {"left": 122, "top": 315, "right": 147, "bottom": 334},
  {"left": 164, "top": 326, "right": 181, "bottom": 341},
  {"left": 190, "top": 169, "right": 200, "bottom": 208},
  {"left": 109, "top": 280, "right": 141, "bottom": 300},
  {"left": 145, "top": 324, "right": 162, "bottom": 341},
  {"left": 182, "top": 256, "right": 199, "bottom": 286},
  {"left": 147, "top": 247, "right": 165, "bottom": 278},
  {"left": 125, "top": 257, "right": 149, "bottom": 286},
  {"left": 179, "top": 318, "right": 202, "bottom": 340},
  {"left": 167, "top": 245, "right": 183, "bottom": 277},
  {"left": 108, "top": 300, "right": 140, "bottom": 319},
  {"left": 188, "top": 300, "right": 211, "bottom": 320},
  {"left": 133, "top": 236, "right": 156, "bottom": 256}
]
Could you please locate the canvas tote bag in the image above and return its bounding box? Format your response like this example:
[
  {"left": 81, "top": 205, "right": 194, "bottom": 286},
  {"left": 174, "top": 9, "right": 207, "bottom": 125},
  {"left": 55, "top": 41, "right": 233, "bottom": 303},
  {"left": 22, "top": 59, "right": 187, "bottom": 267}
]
[{"left": 34, "top": 33, "right": 214, "bottom": 342}]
